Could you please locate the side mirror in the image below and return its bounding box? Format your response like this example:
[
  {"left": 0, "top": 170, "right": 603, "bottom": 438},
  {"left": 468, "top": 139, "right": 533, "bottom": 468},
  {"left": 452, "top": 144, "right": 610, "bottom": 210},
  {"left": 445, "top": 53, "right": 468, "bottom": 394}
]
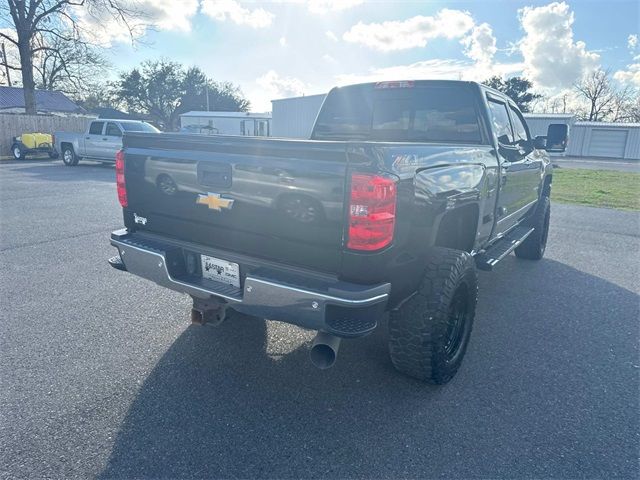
[
  {"left": 534, "top": 136, "right": 547, "bottom": 150},
  {"left": 497, "top": 135, "right": 525, "bottom": 161},
  {"left": 545, "top": 124, "right": 569, "bottom": 153}
]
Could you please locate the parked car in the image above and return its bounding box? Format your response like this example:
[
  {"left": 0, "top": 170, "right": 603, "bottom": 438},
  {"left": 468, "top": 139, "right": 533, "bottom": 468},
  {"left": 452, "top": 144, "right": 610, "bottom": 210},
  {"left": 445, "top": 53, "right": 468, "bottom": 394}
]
[
  {"left": 54, "top": 119, "right": 159, "bottom": 166},
  {"left": 108, "top": 80, "right": 564, "bottom": 384}
]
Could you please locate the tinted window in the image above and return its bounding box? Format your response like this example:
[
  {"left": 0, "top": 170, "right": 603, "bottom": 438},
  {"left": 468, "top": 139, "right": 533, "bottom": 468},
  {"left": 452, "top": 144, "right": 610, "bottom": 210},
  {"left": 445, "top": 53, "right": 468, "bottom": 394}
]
[
  {"left": 120, "top": 122, "right": 159, "bottom": 133},
  {"left": 487, "top": 100, "right": 513, "bottom": 143},
  {"left": 313, "top": 84, "right": 482, "bottom": 143},
  {"left": 105, "top": 122, "right": 122, "bottom": 137},
  {"left": 88, "top": 122, "right": 104, "bottom": 135},
  {"left": 509, "top": 105, "right": 529, "bottom": 143}
]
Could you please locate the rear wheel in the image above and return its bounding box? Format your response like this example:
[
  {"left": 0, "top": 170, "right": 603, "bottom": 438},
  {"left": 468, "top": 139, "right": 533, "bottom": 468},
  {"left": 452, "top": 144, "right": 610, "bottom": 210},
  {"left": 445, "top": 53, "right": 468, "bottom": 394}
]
[
  {"left": 62, "top": 146, "right": 79, "bottom": 166},
  {"left": 388, "top": 248, "right": 478, "bottom": 384},
  {"left": 515, "top": 195, "right": 550, "bottom": 260},
  {"left": 12, "top": 144, "right": 24, "bottom": 160}
]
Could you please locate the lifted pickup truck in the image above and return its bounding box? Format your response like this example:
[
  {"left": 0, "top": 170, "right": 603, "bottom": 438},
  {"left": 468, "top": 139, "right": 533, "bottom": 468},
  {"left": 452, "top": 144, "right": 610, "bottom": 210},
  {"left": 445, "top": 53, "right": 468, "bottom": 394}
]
[
  {"left": 109, "top": 80, "right": 562, "bottom": 383},
  {"left": 55, "top": 119, "right": 158, "bottom": 166}
]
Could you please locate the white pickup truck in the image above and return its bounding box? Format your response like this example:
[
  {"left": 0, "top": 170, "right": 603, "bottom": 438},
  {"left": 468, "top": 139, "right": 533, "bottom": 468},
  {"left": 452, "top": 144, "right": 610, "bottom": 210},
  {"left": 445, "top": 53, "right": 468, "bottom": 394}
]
[{"left": 55, "top": 119, "right": 159, "bottom": 166}]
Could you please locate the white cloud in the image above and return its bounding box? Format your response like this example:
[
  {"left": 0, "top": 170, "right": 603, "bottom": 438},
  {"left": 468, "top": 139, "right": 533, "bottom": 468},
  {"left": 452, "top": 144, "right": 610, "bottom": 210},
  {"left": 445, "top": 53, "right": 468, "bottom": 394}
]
[
  {"left": 628, "top": 34, "right": 638, "bottom": 51},
  {"left": 462, "top": 23, "right": 497, "bottom": 66},
  {"left": 257, "top": 70, "right": 307, "bottom": 99},
  {"left": 73, "top": 0, "right": 198, "bottom": 46},
  {"left": 518, "top": 2, "right": 599, "bottom": 90},
  {"left": 614, "top": 63, "right": 640, "bottom": 87},
  {"left": 343, "top": 9, "right": 475, "bottom": 51},
  {"left": 335, "top": 59, "right": 524, "bottom": 86},
  {"left": 144, "top": 0, "right": 198, "bottom": 31},
  {"left": 322, "top": 54, "right": 336, "bottom": 63},
  {"left": 326, "top": 30, "right": 338, "bottom": 42},
  {"left": 279, "top": 36, "right": 287, "bottom": 47},
  {"left": 308, "top": 0, "right": 363, "bottom": 14},
  {"left": 201, "top": 0, "right": 274, "bottom": 28}
]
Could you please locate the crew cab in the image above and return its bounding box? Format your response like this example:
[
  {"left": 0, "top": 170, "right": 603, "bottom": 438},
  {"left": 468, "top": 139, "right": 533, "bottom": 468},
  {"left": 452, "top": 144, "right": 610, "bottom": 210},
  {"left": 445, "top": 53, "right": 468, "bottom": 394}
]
[
  {"left": 108, "top": 80, "right": 563, "bottom": 383},
  {"left": 55, "top": 119, "right": 159, "bottom": 166}
]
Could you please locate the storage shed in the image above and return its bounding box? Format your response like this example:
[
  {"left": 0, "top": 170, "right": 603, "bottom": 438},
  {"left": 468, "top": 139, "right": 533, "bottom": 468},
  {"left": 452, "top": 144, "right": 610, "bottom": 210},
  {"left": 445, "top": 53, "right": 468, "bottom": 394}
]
[
  {"left": 180, "top": 111, "right": 271, "bottom": 137},
  {"left": 523, "top": 113, "right": 576, "bottom": 138},
  {"left": 566, "top": 122, "right": 640, "bottom": 160},
  {"left": 271, "top": 94, "right": 326, "bottom": 138}
]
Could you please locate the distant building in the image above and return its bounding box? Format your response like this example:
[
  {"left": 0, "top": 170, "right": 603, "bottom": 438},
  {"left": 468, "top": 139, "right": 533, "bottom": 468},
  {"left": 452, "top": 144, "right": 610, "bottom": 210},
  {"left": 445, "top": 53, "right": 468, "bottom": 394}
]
[
  {"left": 0, "top": 86, "right": 86, "bottom": 115},
  {"left": 180, "top": 111, "right": 271, "bottom": 137},
  {"left": 271, "top": 94, "right": 326, "bottom": 138}
]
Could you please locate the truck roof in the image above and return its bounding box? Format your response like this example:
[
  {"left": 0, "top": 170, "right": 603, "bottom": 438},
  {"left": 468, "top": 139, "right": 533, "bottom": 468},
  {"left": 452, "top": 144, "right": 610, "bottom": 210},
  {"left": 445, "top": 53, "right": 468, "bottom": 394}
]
[{"left": 91, "top": 118, "right": 150, "bottom": 123}]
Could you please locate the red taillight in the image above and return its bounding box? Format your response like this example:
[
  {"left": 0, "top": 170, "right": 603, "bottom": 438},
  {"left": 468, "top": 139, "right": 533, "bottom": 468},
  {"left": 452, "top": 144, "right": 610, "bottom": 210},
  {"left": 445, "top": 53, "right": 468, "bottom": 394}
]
[
  {"left": 115, "top": 149, "right": 127, "bottom": 207},
  {"left": 347, "top": 173, "right": 397, "bottom": 251}
]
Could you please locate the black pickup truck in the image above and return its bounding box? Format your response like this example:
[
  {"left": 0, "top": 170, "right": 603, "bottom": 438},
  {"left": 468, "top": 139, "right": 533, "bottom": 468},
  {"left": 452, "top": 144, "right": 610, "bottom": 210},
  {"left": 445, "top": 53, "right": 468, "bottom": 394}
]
[{"left": 109, "top": 80, "right": 561, "bottom": 384}]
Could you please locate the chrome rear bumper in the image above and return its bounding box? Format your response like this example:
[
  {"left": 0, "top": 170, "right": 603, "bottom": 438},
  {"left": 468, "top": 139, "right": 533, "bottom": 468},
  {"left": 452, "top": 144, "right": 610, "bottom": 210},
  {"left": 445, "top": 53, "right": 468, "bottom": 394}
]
[{"left": 109, "top": 229, "right": 389, "bottom": 337}]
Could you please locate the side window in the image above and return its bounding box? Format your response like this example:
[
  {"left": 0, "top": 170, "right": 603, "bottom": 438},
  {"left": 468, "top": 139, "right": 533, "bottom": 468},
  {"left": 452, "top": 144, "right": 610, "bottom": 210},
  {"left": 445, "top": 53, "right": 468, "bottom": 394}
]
[
  {"left": 105, "top": 122, "right": 122, "bottom": 137},
  {"left": 487, "top": 99, "right": 513, "bottom": 144},
  {"left": 88, "top": 122, "right": 104, "bottom": 135},
  {"left": 509, "top": 105, "right": 529, "bottom": 143}
]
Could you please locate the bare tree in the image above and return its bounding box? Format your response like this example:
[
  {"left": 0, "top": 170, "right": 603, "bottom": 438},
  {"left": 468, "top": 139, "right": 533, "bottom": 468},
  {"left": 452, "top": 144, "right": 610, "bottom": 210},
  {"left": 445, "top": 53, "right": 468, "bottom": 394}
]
[
  {"left": 609, "top": 86, "right": 638, "bottom": 123},
  {"left": 0, "top": 0, "right": 144, "bottom": 114},
  {"left": 574, "top": 69, "right": 616, "bottom": 121},
  {"left": 32, "top": 32, "right": 109, "bottom": 97}
]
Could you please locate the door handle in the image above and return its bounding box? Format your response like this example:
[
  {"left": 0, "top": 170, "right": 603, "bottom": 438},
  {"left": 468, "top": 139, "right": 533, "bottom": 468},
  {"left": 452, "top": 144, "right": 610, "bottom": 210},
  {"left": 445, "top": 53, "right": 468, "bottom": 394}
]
[
  {"left": 102, "top": 138, "right": 108, "bottom": 141},
  {"left": 85, "top": 137, "right": 90, "bottom": 140}
]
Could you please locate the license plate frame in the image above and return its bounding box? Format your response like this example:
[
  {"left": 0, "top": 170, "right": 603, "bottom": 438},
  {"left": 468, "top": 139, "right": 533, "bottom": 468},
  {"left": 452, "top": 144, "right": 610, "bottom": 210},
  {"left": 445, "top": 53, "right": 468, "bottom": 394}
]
[{"left": 200, "top": 254, "right": 240, "bottom": 288}]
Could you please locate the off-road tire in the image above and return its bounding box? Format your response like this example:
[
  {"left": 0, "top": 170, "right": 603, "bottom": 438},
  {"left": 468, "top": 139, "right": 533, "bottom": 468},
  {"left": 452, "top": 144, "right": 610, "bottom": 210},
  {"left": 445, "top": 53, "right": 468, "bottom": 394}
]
[
  {"left": 62, "top": 145, "right": 79, "bottom": 166},
  {"left": 389, "top": 248, "right": 478, "bottom": 384},
  {"left": 515, "top": 195, "right": 550, "bottom": 260}
]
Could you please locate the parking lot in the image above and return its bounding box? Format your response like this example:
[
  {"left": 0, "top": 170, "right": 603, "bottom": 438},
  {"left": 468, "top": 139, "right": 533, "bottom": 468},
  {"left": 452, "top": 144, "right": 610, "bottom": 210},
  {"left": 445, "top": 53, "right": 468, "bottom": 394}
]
[{"left": 1, "top": 159, "right": 638, "bottom": 478}]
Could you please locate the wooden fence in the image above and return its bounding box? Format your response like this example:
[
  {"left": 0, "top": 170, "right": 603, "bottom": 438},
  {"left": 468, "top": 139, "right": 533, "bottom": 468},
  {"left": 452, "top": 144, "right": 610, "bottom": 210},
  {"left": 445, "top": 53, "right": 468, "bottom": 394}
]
[{"left": 0, "top": 113, "right": 94, "bottom": 155}]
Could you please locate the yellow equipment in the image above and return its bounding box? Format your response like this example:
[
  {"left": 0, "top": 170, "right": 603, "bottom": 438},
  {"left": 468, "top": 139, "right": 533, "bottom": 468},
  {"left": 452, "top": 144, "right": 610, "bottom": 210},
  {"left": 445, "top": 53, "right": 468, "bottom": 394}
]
[
  {"left": 10, "top": 132, "right": 58, "bottom": 160},
  {"left": 20, "top": 133, "right": 53, "bottom": 149}
]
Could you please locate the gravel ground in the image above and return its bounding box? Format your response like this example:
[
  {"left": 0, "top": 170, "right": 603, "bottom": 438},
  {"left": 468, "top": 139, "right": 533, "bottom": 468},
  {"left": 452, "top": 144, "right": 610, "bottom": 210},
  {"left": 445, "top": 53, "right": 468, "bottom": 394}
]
[{"left": 1, "top": 160, "right": 638, "bottom": 479}]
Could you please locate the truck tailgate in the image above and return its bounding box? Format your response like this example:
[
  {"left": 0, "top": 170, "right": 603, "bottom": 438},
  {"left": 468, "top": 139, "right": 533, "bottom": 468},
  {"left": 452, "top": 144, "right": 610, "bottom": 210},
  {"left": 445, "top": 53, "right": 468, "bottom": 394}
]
[{"left": 122, "top": 133, "right": 349, "bottom": 273}]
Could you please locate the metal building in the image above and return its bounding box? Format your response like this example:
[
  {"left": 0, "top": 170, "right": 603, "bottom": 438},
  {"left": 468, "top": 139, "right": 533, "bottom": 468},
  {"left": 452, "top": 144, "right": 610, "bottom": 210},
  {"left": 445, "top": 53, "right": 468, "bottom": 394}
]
[
  {"left": 271, "top": 94, "right": 326, "bottom": 138},
  {"left": 566, "top": 122, "right": 640, "bottom": 160},
  {"left": 523, "top": 113, "right": 576, "bottom": 138},
  {"left": 180, "top": 111, "right": 271, "bottom": 136}
]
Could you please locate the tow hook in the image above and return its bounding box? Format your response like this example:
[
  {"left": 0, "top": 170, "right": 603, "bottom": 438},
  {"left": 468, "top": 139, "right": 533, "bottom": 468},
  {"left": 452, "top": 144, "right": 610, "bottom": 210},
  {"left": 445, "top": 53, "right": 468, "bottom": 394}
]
[{"left": 191, "top": 297, "right": 228, "bottom": 326}]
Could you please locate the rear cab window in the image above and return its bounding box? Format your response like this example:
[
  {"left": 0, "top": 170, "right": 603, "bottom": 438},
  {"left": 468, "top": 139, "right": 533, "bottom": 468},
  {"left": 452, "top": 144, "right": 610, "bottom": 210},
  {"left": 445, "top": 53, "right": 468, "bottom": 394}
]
[
  {"left": 120, "top": 122, "right": 159, "bottom": 133},
  {"left": 89, "top": 122, "right": 104, "bottom": 135},
  {"left": 105, "top": 122, "right": 122, "bottom": 137},
  {"left": 312, "top": 82, "right": 486, "bottom": 144}
]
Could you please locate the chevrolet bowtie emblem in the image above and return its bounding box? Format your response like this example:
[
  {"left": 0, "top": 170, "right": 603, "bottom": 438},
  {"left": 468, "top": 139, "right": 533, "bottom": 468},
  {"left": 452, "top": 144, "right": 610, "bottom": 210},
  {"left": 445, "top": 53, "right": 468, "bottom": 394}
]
[{"left": 196, "top": 193, "right": 234, "bottom": 211}]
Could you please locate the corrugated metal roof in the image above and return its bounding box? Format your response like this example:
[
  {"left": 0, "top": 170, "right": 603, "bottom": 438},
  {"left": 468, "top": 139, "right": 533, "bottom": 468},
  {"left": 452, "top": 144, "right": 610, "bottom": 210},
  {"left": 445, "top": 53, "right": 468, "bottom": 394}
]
[
  {"left": 574, "top": 121, "right": 640, "bottom": 128},
  {"left": 181, "top": 111, "right": 271, "bottom": 118},
  {"left": 0, "top": 86, "right": 85, "bottom": 113},
  {"left": 524, "top": 113, "right": 576, "bottom": 119}
]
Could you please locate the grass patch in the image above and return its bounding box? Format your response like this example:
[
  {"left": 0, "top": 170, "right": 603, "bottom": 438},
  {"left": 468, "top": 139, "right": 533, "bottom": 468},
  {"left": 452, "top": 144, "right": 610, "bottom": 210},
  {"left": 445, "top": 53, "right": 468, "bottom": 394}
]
[{"left": 552, "top": 168, "right": 640, "bottom": 210}]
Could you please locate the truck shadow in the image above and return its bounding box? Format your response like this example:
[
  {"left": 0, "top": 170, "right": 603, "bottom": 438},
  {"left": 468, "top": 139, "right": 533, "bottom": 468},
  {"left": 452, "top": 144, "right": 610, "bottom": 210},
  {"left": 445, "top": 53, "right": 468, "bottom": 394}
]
[
  {"left": 2, "top": 161, "right": 115, "bottom": 183},
  {"left": 99, "top": 257, "right": 639, "bottom": 479}
]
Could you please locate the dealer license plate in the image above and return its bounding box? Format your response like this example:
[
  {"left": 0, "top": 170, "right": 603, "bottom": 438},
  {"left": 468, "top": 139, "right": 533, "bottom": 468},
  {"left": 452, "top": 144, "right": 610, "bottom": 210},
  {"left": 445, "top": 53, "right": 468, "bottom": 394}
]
[{"left": 200, "top": 255, "right": 240, "bottom": 288}]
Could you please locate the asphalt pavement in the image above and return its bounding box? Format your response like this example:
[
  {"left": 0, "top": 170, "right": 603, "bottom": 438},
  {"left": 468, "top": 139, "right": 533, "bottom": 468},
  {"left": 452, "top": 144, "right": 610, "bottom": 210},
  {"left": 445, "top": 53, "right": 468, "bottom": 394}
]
[{"left": 1, "top": 159, "right": 639, "bottom": 479}]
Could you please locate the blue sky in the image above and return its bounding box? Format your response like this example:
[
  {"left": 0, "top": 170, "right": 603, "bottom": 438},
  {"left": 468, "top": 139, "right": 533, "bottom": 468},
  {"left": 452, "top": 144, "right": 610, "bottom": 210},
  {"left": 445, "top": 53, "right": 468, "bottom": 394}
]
[{"left": 21, "top": 1, "right": 640, "bottom": 110}]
